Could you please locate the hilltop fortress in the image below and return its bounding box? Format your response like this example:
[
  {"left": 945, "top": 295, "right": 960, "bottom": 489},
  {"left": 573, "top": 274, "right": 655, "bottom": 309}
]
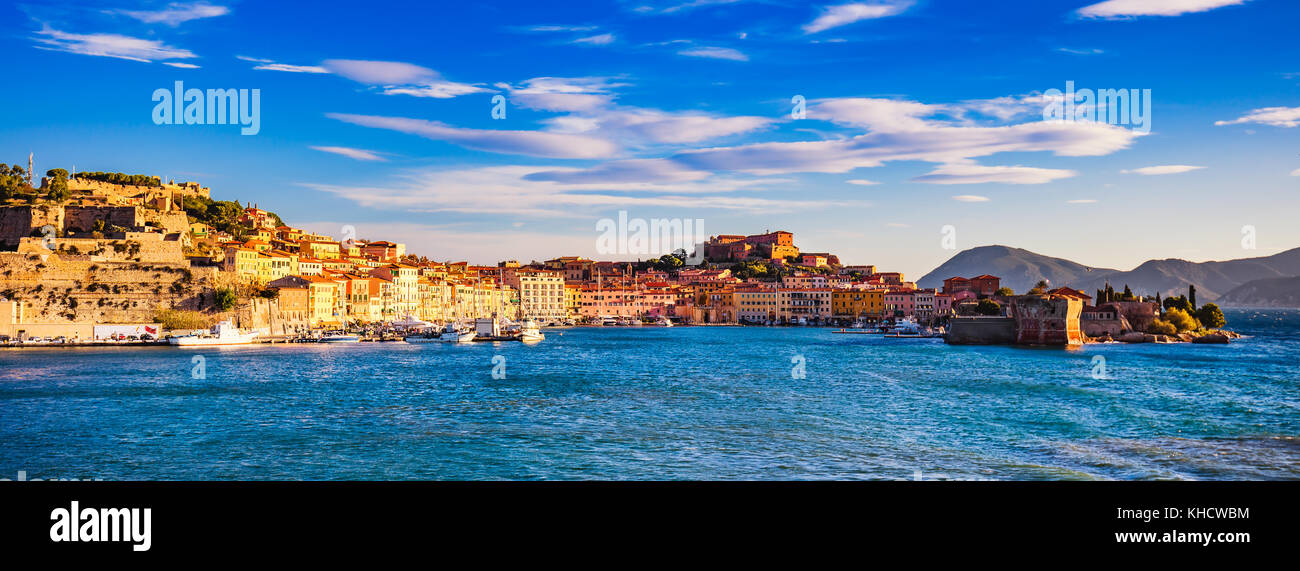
[{"left": 0, "top": 175, "right": 224, "bottom": 338}]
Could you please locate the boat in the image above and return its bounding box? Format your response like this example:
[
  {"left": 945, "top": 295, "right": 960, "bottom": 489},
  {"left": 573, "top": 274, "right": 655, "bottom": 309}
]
[
  {"left": 514, "top": 319, "right": 545, "bottom": 342},
  {"left": 601, "top": 316, "right": 619, "bottom": 327},
  {"left": 320, "top": 331, "right": 360, "bottom": 343},
  {"left": 169, "top": 321, "right": 258, "bottom": 346},
  {"left": 437, "top": 321, "right": 477, "bottom": 343},
  {"left": 402, "top": 329, "right": 443, "bottom": 343},
  {"left": 655, "top": 316, "right": 674, "bottom": 327}
]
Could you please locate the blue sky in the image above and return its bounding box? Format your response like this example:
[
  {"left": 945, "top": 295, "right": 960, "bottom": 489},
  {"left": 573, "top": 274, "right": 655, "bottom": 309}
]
[{"left": 2, "top": 0, "right": 1297, "bottom": 278}]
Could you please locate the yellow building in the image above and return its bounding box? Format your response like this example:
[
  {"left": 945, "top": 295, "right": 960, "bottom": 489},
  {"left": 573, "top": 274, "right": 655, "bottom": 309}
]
[
  {"left": 300, "top": 240, "right": 341, "bottom": 260},
  {"left": 222, "top": 246, "right": 262, "bottom": 282},
  {"left": 833, "top": 289, "right": 884, "bottom": 320},
  {"left": 734, "top": 287, "right": 778, "bottom": 323}
]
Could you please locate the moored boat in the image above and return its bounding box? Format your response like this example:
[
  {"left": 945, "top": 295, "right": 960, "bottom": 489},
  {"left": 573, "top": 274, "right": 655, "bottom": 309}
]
[{"left": 169, "top": 321, "right": 258, "bottom": 346}]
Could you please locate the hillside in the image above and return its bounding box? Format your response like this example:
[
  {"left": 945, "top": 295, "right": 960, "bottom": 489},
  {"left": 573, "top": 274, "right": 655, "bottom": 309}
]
[
  {"left": 920, "top": 245, "right": 1300, "bottom": 301},
  {"left": 1216, "top": 276, "right": 1300, "bottom": 307},
  {"left": 916, "top": 245, "right": 1117, "bottom": 294}
]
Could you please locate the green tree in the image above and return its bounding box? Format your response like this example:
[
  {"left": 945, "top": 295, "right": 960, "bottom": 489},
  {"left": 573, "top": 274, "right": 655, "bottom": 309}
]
[
  {"left": 1147, "top": 319, "right": 1177, "bottom": 335},
  {"left": 1028, "top": 280, "right": 1048, "bottom": 295},
  {"left": 213, "top": 287, "right": 238, "bottom": 311},
  {"left": 1196, "top": 303, "right": 1226, "bottom": 329},
  {"left": 975, "top": 299, "right": 1001, "bottom": 316},
  {"left": 1188, "top": 284, "right": 1197, "bottom": 310},
  {"left": 995, "top": 287, "right": 1014, "bottom": 296},
  {"left": 1163, "top": 307, "right": 1200, "bottom": 333}
]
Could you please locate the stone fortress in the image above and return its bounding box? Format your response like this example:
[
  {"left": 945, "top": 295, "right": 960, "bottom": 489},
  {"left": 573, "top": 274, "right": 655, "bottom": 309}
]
[{"left": 0, "top": 175, "right": 225, "bottom": 338}]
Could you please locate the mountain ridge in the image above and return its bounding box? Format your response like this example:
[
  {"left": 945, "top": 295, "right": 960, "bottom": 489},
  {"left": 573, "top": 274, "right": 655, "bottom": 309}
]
[{"left": 918, "top": 245, "right": 1300, "bottom": 301}]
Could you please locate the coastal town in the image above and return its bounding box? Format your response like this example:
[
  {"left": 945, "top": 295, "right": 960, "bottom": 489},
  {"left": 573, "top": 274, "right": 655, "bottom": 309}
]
[{"left": 0, "top": 164, "right": 1231, "bottom": 346}]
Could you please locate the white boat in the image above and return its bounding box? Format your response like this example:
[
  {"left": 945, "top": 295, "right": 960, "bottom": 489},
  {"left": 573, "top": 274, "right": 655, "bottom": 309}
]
[
  {"left": 320, "top": 332, "right": 360, "bottom": 343},
  {"left": 438, "top": 321, "right": 477, "bottom": 343},
  {"left": 515, "top": 319, "right": 545, "bottom": 342},
  {"left": 169, "top": 321, "right": 258, "bottom": 346},
  {"left": 655, "top": 316, "right": 674, "bottom": 327},
  {"left": 601, "top": 317, "right": 619, "bottom": 327}
]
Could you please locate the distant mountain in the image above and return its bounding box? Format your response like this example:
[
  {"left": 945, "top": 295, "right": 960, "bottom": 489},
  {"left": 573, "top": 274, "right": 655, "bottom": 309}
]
[
  {"left": 917, "top": 245, "right": 1116, "bottom": 294},
  {"left": 1216, "top": 276, "right": 1300, "bottom": 307},
  {"left": 919, "top": 245, "right": 1300, "bottom": 301}
]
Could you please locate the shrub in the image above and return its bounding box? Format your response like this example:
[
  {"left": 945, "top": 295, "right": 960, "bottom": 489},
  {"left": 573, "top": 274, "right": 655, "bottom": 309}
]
[
  {"left": 1148, "top": 319, "right": 1177, "bottom": 335},
  {"left": 214, "top": 287, "right": 238, "bottom": 311},
  {"left": 1196, "top": 303, "right": 1226, "bottom": 329},
  {"left": 1163, "top": 307, "right": 1200, "bottom": 333},
  {"left": 154, "top": 309, "right": 212, "bottom": 330}
]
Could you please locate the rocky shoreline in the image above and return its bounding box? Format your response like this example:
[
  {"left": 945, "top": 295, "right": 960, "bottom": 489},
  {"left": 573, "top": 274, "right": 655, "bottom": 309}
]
[{"left": 1086, "top": 330, "right": 1243, "bottom": 344}]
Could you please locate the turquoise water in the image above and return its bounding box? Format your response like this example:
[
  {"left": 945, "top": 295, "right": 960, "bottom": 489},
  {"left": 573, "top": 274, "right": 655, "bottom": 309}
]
[{"left": 1, "top": 309, "right": 1296, "bottom": 480}]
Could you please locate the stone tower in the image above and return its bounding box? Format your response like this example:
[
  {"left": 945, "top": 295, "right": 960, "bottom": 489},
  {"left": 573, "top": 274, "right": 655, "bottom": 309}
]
[{"left": 26, "top": 153, "right": 33, "bottom": 187}]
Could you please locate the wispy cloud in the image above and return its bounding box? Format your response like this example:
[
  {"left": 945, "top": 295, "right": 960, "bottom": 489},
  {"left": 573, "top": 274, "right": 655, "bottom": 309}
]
[
  {"left": 163, "top": 62, "right": 200, "bottom": 69},
  {"left": 952, "top": 195, "right": 991, "bottom": 202},
  {"left": 572, "top": 33, "right": 616, "bottom": 45},
  {"left": 33, "top": 26, "right": 197, "bottom": 63},
  {"left": 301, "top": 165, "right": 847, "bottom": 218},
  {"left": 1122, "top": 165, "right": 1206, "bottom": 175},
  {"left": 1077, "top": 0, "right": 1250, "bottom": 19},
  {"left": 1214, "top": 106, "right": 1300, "bottom": 128},
  {"left": 322, "top": 59, "right": 490, "bottom": 98},
  {"left": 803, "top": 1, "right": 913, "bottom": 34},
  {"left": 677, "top": 46, "right": 748, "bottom": 61},
  {"left": 673, "top": 96, "right": 1142, "bottom": 178},
  {"left": 238, "top": 56, "right": 329, "bottom": 73},
  {"left": 524, "top": 25, "right": 599, "bottom": 33},
  {"left": 914, "top": 164, "right": 1077, "bottom": 185},
  {"left": 1067, "top": 199, "right": 1098, "bottom": 204},
  {"left": 1056, "top": 47, "right": 1105, "bottom": 55},
  {"left": 846, "top": 179, "right": 880, "bottom": 186},
  {"left": 326, "top": 113, "right": 620, "bottom": 159},
  {"left": 310, "top": 146, "right": 387, "bottom": 161},
  {"left": 1290, "top": 168, "right": 1300, "bottom": 177},
  {"left": 116, "top": 2, "right": 230, "bottom": 26}
]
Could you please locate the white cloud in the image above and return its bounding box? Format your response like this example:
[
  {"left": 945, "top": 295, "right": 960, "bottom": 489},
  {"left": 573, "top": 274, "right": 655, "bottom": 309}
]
[
  {"left": 310, "top": 146, "right": 387, "bottom": 161},
  {"left": 1067, "top": 199, "right": 1098, "bottom": 204},
  {"left": 885, "top": 222, "right": 910, "bottom": 228},
  {"left": 499, "top": 76, "right": 772, "bottom": 146},
  {"left": 803, "top": 1, "right": 913, "bottom": 34},
  {"left": 952, "top": 195, "right": 991, "bottom": 202},
  {"left": 163, "top": 62, "right": 200, "bottom": 69},
  {"left": 572, "top": 33, "right": 615, "bottom": 45},
  {"left": 301, "top": 165, "right": 849, "bottom": 218},
  {"left": 846, "top": 179, "right": 879, "bottom": 185},
  {"left": 323, "top": 59, "right": 490, "bottom": 98},
  {"left": 502, "top": 77, "right": 622, "bottom": 112},
  {"left": 1077, "top": 0, "right": 1248, "bottom": 18},
  {"left": 33, "top": 26, "right": 197, "bottom": 63},
  {"left": 525, "top": 25, "right": 599, "bottom": 32},
  {"left": 1056, "top": 47, "right": 1105, "bottom": 55},
  {"left": 117, "top": 2, "right": 230, "bottom": 26},
  {"left": 1214, "top": 106, "right": 1300, "bottom": 128},
  {"left": 326, "top": 113, "right": 620, "bottom": 159},
  {"left": 674, "top": 97, "right": 1143, "bottom": 176},
  {"left": 913, "top": 164, "right": 1078, "bottom": 185},
  {"left": 255, "top": 63, "right": 329, "bottom": 73},
  {"left": 677, "top": 46, "right": 748, "bottom": 61},
  {"left": 1122, "top": 165, "right": 1206, "bottom": 175},
  {"left": 1290, "top": 169, "right": 1300, "bottom": 176}
]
